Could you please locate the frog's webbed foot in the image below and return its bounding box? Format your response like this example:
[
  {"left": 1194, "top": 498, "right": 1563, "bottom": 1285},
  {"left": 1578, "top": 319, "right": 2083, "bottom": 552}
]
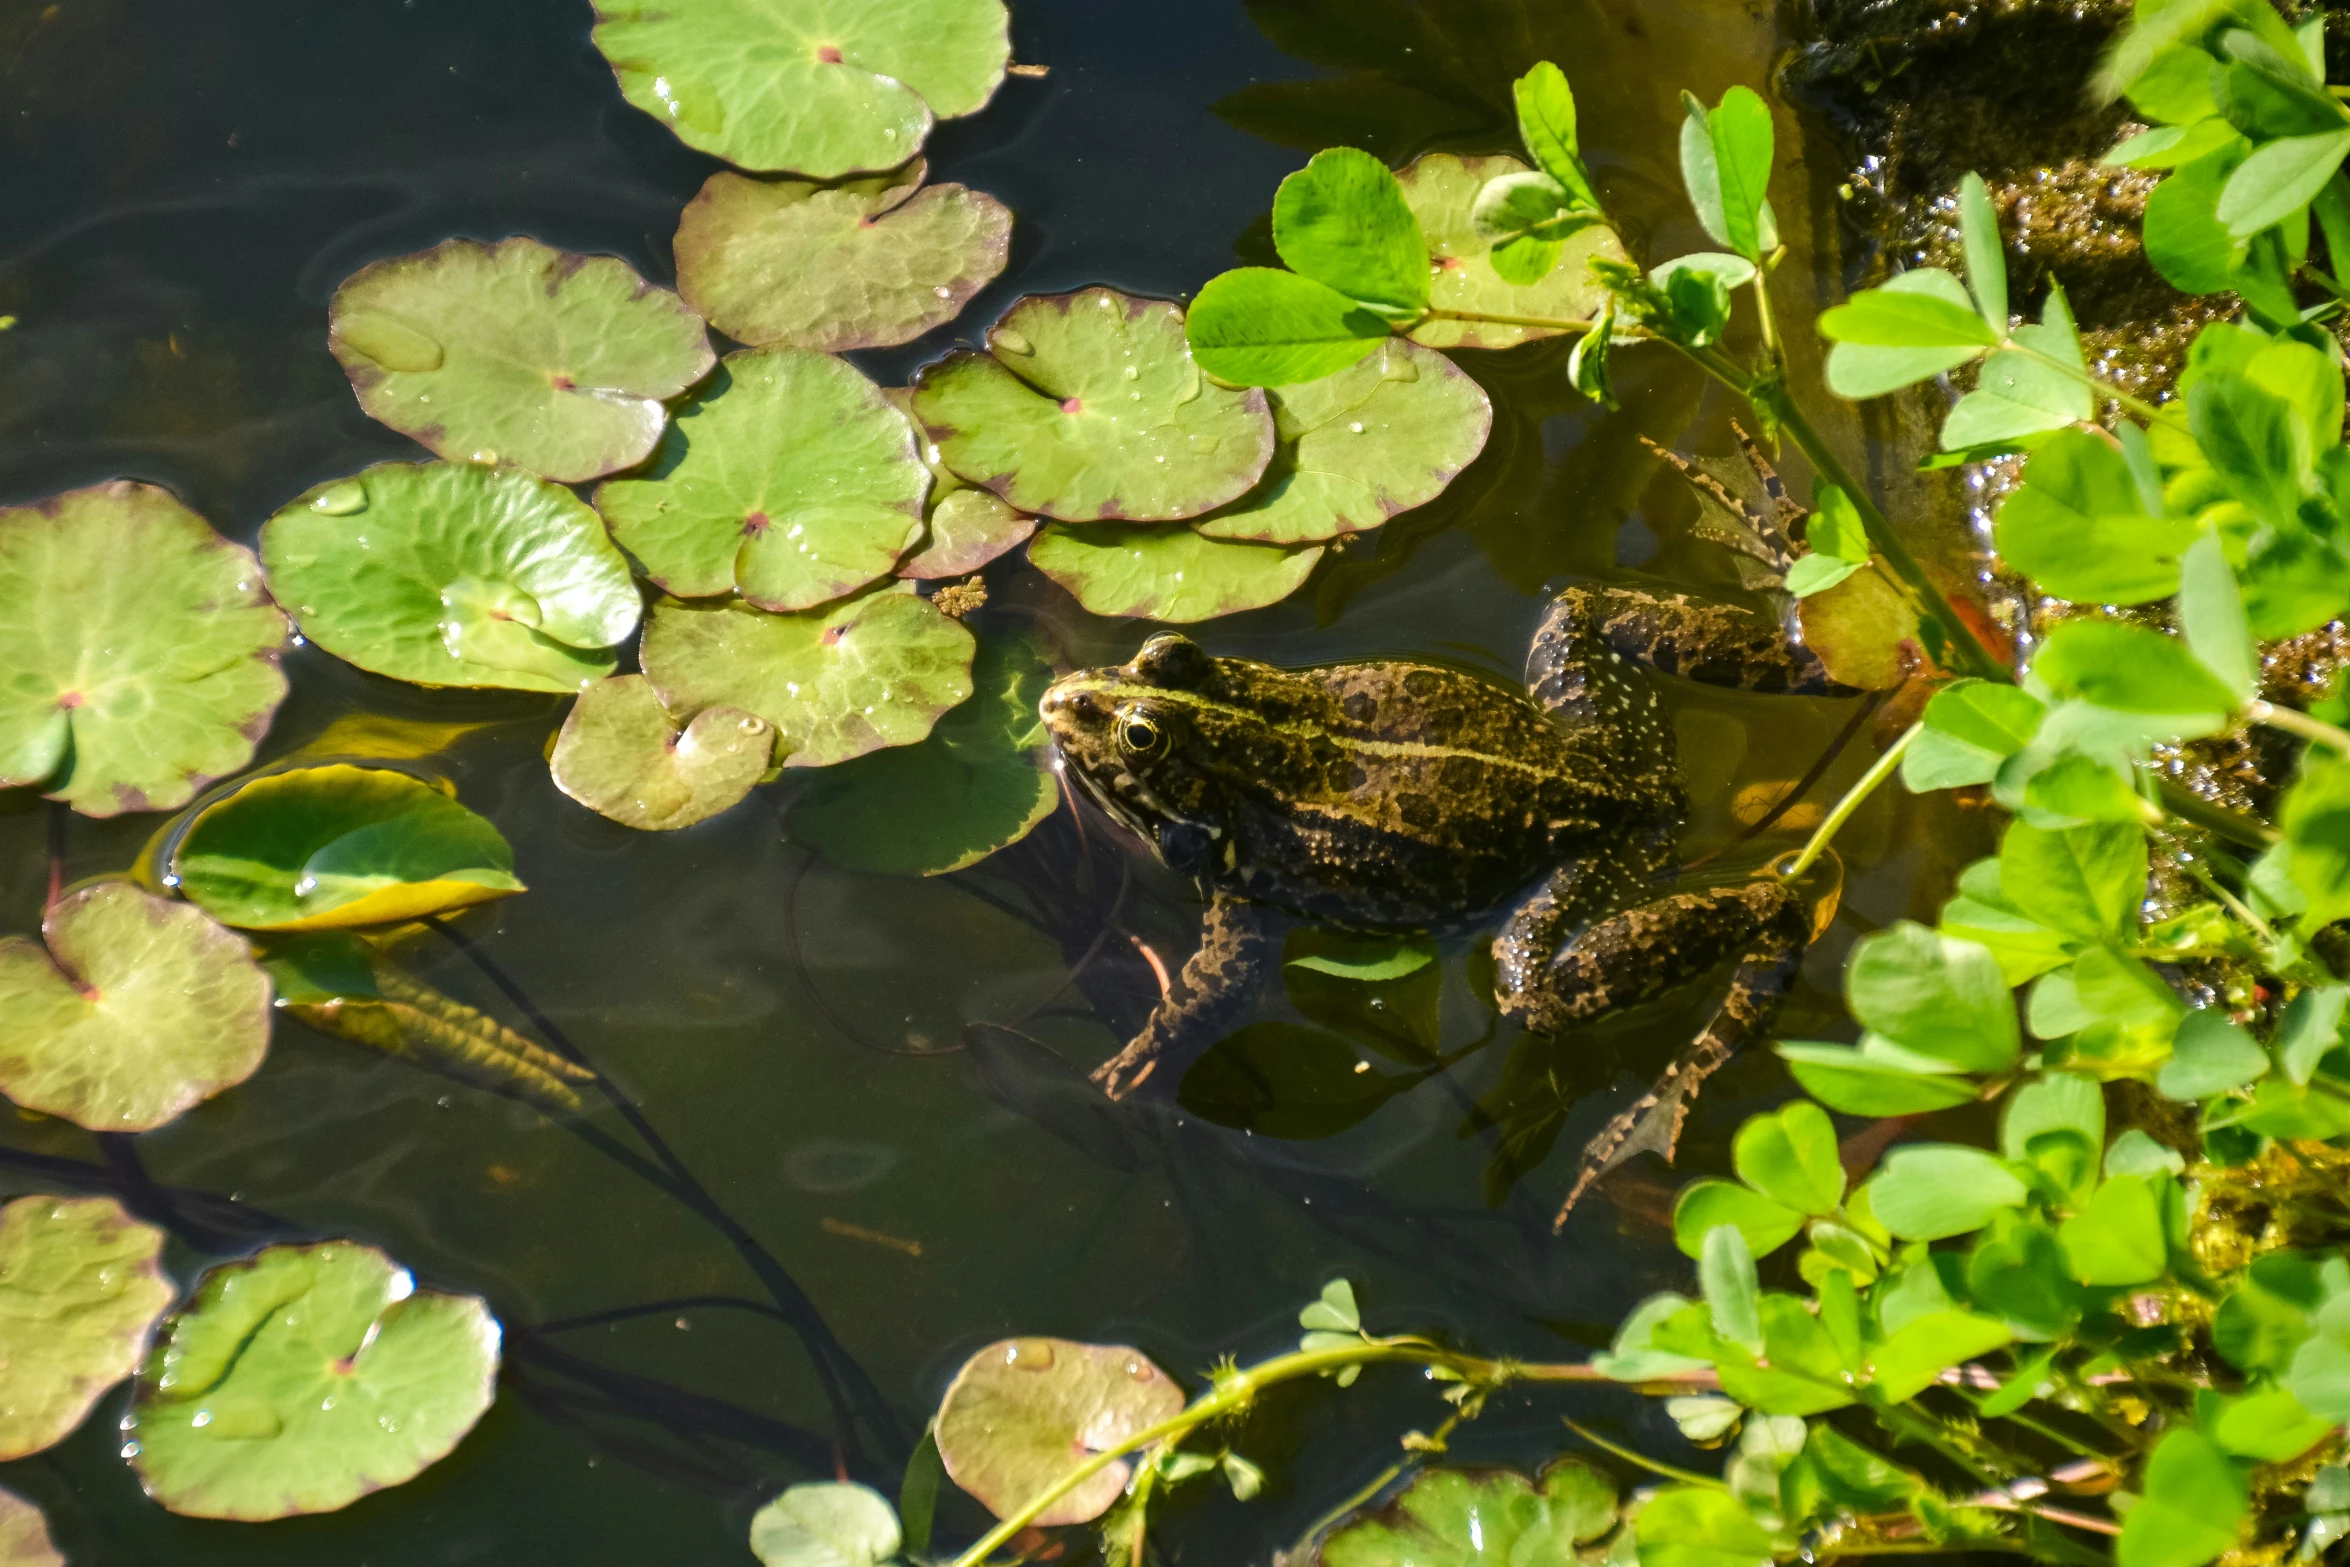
[{"left": 1092, "top": 891, "right": 1289, "bottom": 1101}]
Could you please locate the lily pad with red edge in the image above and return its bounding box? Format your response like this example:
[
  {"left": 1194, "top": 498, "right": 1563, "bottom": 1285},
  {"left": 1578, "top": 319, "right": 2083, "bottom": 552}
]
[
  {"left": 170, "top": 765, "right": 524, "bottom": 930},
  {"left": 0, "top": 1486, "right": 63, "bottom": 1567},
  {"left": 1028, "top": 523, "right": 1323, "bottom": 622},
  {"left": 597, "top": 349, "right": 930, "bottom": 612},
  {"left": 0, "top": 1195, "right": 173, "bottom": 1461},
  {"left": 1397, "top": 153, "right": 1624, "bottom": 351},
  {"left": 933, "top": 1337, "right": 1186, "bottom": 1526},
  {"left": 1798, "top": 560, "right": 1921, "bottom": 691},
  {"left": 640, "top": 587, "right": 976, "bottom": 769},
  {"left": 676, "top": 160, "right": 1012, "bottom": 352},
  {"left": 262, "top": 462, "right": 640, "bottom": 693},
  {"left": 882, "top": 387, "right": 1036, "bottom": 579},
  {"left": 551, "top": 675, "right": 775, "bottom": 830},
  {"left": 329, "top": 236, "right": 714, "bottom": 483},
  {"left": 912, "top": 287, "right": 1276, "bottom": 522},
  {"left": 0, "top": 883, "right": 271, "bottom": 1132},
  {"left": 0, "top": 481, "right": 287, "bottom": 817},
  {"left": 126, "top": 1240, "right": 500, "bottom": 1521}
]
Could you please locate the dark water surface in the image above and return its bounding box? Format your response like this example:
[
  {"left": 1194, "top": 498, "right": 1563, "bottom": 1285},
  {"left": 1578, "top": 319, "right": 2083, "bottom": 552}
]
[{"left": 0, "top": 0, "right": 1983, "bottom": 1560}]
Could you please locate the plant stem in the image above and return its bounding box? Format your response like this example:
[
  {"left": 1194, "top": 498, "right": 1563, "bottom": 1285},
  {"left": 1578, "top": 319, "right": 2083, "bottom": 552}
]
[
  {"left": 1779, "top": 723, "right": 1920, "bottom": 881},
  {"left": 2005, "top": 340, "right": 2183, "bottom": 429},
  {"left": 2248, "top": 698, "right": 2350, "bottom": 755},
  {"left": 1420, "top": 306, "right": 1612, "bottom": 334},
  {"left": 2155, "top": 780, "right": 2280, "bottom": 850}
]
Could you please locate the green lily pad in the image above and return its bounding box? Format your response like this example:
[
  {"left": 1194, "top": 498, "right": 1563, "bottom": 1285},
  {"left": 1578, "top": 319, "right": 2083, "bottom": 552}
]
[
  {"left": 640, "top": 587, "right": 976, "bottom": 768},
  {"left": 0, "top": 481, "right": 287, "bottom": 817},
  {"left": 789, "top": 635, "right": 1057, "bottom": 873},
  {"left": 933, "top": 1337, "right": 1187, "bottom": 1526},
  {"left": 1319, "top": 1461, "right": 1620, "bottom": 1567},
  {"left": 0, "top": 1487, "right": 63, "bottom": 1567},
  {"left": 262, "top": 462, "right": 641, "bottom": 693},
  {"left": 883, "top": 387, "right": 1036, "bottom": 579},
  {"left": 0, "top": 1195, "right": 172, "bottom": 1460},
  {"left": 1028, "top": 523, "right": 1323, "bottom": 622},
  {"left": 592, "top": 0, "right": 1010, "bottom": 178},
  {"left": 597, "top": 349, "right": 929, "bottom": 612},
  {"left": 749, "top": 1481, "right": 901, "bottom": 1567},
  {"left": 127, "top": 1240, "right": 500, "bottom": 1520},
  {"left": 1397, "top": 154, "right": 1624, "bottom": 351},
  {"left": 551, "top": 675, "right": 774, "bottom": 830},
  {"left": 171, "top": 765, "right": 524, "bottom": 930},
  {"left": 912, "top": 287, "right": 1276, "bottom": 522},
  {"left": 0, "top": 883, "right": 271, "bottom": 1132},
  {"left": 676, "top": 160, "right": 1012, "bottom": 352},
  {"left": 1194, "top": 338, "right": 1490, "bottom": 543},
  {"left": 329, "top": 236, "right": 714, "bottom": 484}
]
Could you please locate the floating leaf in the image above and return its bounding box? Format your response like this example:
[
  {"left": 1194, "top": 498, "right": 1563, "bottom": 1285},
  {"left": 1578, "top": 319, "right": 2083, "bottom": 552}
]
[
  {"left": 0, "top": 884, "right": 270, "bottom": 1132},
  {"left": 172, "top": 765, "right": 523, "bottom": 930},
  {"left": 598, "top": 349, "right": 929, "bottom": 612},
  {"left": 882, "top": 388, "right": 1038, "bottom": 578},
  {"left": 1028, "top": 523, "right": 1323, "bottom": 622},
  {"left": 749, "top": 1481, "right": 902, "bottom": 1567},
  {"left": 675, "top": 160, "right": 1011, "bottom": 352},
  {"left": 1194, "top": 338, "right": 1490, "bottom": 544},
  {"left": 1184, "top": 267, "right": 1394, "bottom": 387},
  {"left": 0, "top": 482, "right": 286, "bottom": 816},
  {"left": 1395, "top": 154, "right": 1624, "bottom": 350},
  {"left": 591, "top": 0, "right": 1009, "bottom": 178},
  {"left": 263, "top": 462, "right": 640, "bottom": 693},
  {"left": 329, "top": 237, "right": 714, "bottom": 484},
  {"left": 641, "top": 587, "right": 975, "bottom": 768},
  {"left": 933, "top": 1338, "right": 1186, "bottom": 1526},
  {"left": 127, "top": 1241, "right": 500, "bottom": 1520},
  {"left": 0, "top": 1487, "right": 62, "bottom": 1567},
  {"left": 0, "top": 1196, "right": 172, "bottom": 1460},
  {"left": 552, "top": 675, "right": 773, "bottom": 831},
  {"left": 1319, "top": 1461, "right": 1619, "bottom": 1567},
  {"left": 913, "top": 287, "right": 1275, "bottom": 522}
]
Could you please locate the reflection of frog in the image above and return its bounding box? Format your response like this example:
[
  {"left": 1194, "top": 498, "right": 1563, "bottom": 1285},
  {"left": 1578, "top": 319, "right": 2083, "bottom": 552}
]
[{"left": 1040, "top": 578, "right": 1847, "bottom": 1212}]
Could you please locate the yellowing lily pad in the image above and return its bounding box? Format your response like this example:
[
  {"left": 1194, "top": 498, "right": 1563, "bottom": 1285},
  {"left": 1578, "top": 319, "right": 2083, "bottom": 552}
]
[
  {"left": 551, "top": 675, "right": 774, "bottom": 830},
  {"left": 0, "top": 482, "right": 287, "bottom": 817},
  {"left": 641, "top": 587, "right": 976, "bottom": 768},
  {"left": 592, "top": 0, "right": 1010, "bottom": 178},
  {"left": 329, "top": 237, "right": 714, "bottom": 484},
  {"left": 1194, "top": 338, "right": 1490, "bottom": 543},
  {"left": 1798, "top": 560, "right": 1921, "bottom": 691},
  {"left": 912, "top": 288, "right": 1276, "bottom": 522},
  {"left": 171, "top": 765, "right": 524, "bottom": 930},
  {"left": 1028, "top": 523, "right": 1323, "bottom": 622},
  {"left": 1398, "top": 154, "right": 1624, "bottom": 351},
  {"left": 0, "top": 1196, "right": 172, "bottom": 1461},
  {"left": 262, "top": 462, "right": 641, "bottom": 693},
  {"left": 933, "top": 1338, "right": 1187, "bottom": 1526},
  {"left": 675, "top": 160, "right": 1012, "bottom": 352},
  {"left": 127, "top": 1241, "right": 500, "bottom": 1520},
  {"left": 0, "top": 1487, "right": 63, "bottom": 1567},
  {"left": 0, "top": 884, "right": 271, "bottom": 1131},
  {"left": 597, "top": 348, "right": 929, "bottom": 612}
]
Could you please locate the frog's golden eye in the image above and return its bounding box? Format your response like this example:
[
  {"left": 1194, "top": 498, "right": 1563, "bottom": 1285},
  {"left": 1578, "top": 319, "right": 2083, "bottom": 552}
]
[{"left": 1116, "top": 709, "right": 1165, "bottom": 758}]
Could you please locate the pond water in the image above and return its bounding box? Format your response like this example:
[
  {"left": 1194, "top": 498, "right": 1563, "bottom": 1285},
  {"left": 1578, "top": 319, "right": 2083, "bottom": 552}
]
[{"left": 0, "top": 0, "right": 1986, "bottom": 1560}]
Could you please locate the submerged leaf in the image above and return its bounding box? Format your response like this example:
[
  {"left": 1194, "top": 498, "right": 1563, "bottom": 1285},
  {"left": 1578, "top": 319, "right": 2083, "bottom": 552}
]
[
  {"left": 933, "top": 1338, "right": 1186, "bottom": 1525},
  {"left": 1797, "top": 562, "right": 1919, "bottom": 690},
  {"left": 1319, "top": 1461, "right": 1619, "bottom": 1566},
  {"left": 552, "top": 675, "right": 773, "bottom": 831},
  {"left": 0, "top": 1487, "right": 63, "bottom": 1567},
  {"left": 0, "top": 1196, "right": 172, "bottom": 1460},
  {"left": 1396, "top": 153, "right": 1624, "bottom": 350},
  {"left": 1028, "top": 523, "right": 1323, "bottom": 622}
]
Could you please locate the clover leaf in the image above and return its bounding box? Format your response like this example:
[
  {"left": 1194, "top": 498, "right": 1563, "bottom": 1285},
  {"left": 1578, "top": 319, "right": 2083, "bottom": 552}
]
[
  {"left": 933, "top": 1338, "right": 1186, "bottom": 1525},
  {"left": 552, "top": 675, "right": 774, "bottom": 831},
  {"left": 0, "top": 1196, "right": 172, "bottom": 1460},
  {"left": 1028, "top": 524, "right": 1324, "bottom": 622}
]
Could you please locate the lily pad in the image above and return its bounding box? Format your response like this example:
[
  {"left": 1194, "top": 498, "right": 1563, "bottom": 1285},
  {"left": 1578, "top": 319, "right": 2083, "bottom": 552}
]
[
  {"left": 597, "top": 349, "right": 929, "bottom": 612},
  {"left": 912, "top": 287, "right": 1276, "bottom": 522},
  {"left": 676, "top": 161, "right": 1012, "bottom": 352},
  {"left": 749, "top": 1481, "right": 901, "bottom": 1567},
  {"left": 0, "top": 883, "right": 271, "bottom": 1131},
  {"left": 0, "top": 481, "right": 287, "bottom": 816},
  {"left": 789, "top": 636, "right": 1057, "bottom": 873},
  {"left": 171, "top": 765, "right": 524, "bottom": 930},
  {"left": 640, "top": 587, "right": 976, "bottom": 768},
  {"left": 329, "top": 236, "right": 714, "bottom": 483},
  {"left": 0, "top": 1487, "right": 63, "bottom": 1567},
  {"left": 1319, "top": 1461, "right": 1620, "bottom": 1567},
  {"left": 262, "top": 462, "right": 640, "bottom": 693},
  {"left": 1397, "top": 154, "right": 1624, "bottom": 351},
  {"left": 933, "top": 1337, "right": 1187, "bottom": 1526},
  {"left": 1798, "top": 561, "right": 1921, "bottom": 691},
  {"left": 0, "top": 1195, "right": 172, "bottom": 1460},
  {"left": 1195, "top": 338, "right": 1490, "bottom": 543},
  {"left": 127, "top": 1240, "right": 500, "bottom": 1520},
  {"left": 551, "top": 675, "right": 774, "bottom": 830},
  {"left": 1028, "top": 523, "right": 1323, "bottom": 622},
  {"left": 883, "top": 387, "right": 1037, "bottom": 579},
  {"left": 592, "top": 0, "right": 1010, "bottom": 178}
]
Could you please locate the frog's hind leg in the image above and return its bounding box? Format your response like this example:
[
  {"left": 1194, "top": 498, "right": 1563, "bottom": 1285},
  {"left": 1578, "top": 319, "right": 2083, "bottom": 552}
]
[
  {"left": 1093, "top": 891, "right": 1290, "bottom": 1101},
  {"left": 1542, "top": 584, "right": 1851, "bottom": 700}
]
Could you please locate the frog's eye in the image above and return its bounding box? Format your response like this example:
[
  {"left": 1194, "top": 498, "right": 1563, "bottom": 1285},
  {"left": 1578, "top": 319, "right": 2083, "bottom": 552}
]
[{"left": 1116, "top": 709, "right": 1166, "bottom": 758}]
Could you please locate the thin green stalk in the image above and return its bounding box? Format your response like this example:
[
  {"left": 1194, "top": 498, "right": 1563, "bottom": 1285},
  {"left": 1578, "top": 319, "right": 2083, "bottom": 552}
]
[
  {"left": 2155, "top": 780, "right": 2280, "bottom": 850},
  {"left": 1870, "top": 1401, "right": 2012, "bottom": 1487},
  {"left": 2248, "top": 698, "right": 2350, "bottom": 755},
  {"left": 1779, "top": 723, "right": 1919, "bottom": 881},
  {"left": 1560, "top": 1416, "right": 1728, "bottom": 1489},
  {"left": 1421, "top": 306, "right": 1613, "bottom": 333},
  {"left": 2006, "top": 340, "right": 2184, "bottom": 429}
]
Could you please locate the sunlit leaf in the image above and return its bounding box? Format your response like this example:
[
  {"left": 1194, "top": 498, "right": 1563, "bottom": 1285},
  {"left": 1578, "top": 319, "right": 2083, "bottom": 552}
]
[
  {"left": 1184, "top": 268, "right": 1393, "bottom": 387},
  {"left": 933, "top": 1338, "right": 1186, "bottom": 1526},
  {"left": 551, "top": 675, "right": 774, "bottom": 831},
  {"left": 1273, "top": 147, "right": 1429, "bottom": 317},
  {"left": 1319, "top": 1462, "right": 1619, "bottom": 1567},
  {"left": 0, "top": 1196, "right": 171, "bottom": 1459},
  {"left": 1028, "top": 522, "right": 1323, "bottom": 621},
  {"left": 750, "top": 1481, "right": 901, "bottom": 1567},
  {"left": 1396, "top": 153, "right": 1624, "bottom": 350},
  {"left": 2115, "top": 1429, "right": 2246, "bottom": 1567}
]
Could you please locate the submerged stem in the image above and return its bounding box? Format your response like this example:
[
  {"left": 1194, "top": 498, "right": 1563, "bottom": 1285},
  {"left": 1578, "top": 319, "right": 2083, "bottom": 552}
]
[{"left": 1779, "top": 723, "right": 1919, "bottom": 881}]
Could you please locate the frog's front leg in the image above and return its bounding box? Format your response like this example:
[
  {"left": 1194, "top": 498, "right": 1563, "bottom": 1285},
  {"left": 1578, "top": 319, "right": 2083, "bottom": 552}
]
[{"left": 1092, "top": 890, "right": 1292, "bottom": 1100}]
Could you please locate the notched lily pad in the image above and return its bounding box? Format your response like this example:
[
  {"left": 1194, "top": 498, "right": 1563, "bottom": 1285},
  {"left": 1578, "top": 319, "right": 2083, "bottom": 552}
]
[
  {"left": 330, "top": 237, "right": 714, "bottom": 483},
  {"left": 883, "top": 387, "right": 1037, "bottom": 578},
  {"left": 263, "top": 462, "right": 640, "bottom": 693},
  {"left": 912, "top": 287, "right": 1276, "bottom": 522},
  {"left": 677, "top": 160, "right": 1012, "bottom": 352},
  {"left": 1318, "top": 1460, "right": 1620, "bottom": 1567},
  {"left": 0, "top": 1195, "right": 172, "bottom": 1460},
  {"left": 1195, "top": 338, "right": 1490, "bottom": 544},
  {"left": 1028, "top": 523, "right": 1323, "bottom": 622},
  {"left": 641, "top": 587, "right": 976, "bottom": 768},
  {"left": 552, "top": 674, "right": 773, "bottom": 830},
  {"left": 172, "top": 765, "right": 524, "bottom": 930},
  {"left": 1398, "top": 154, "right": 1624, "bottom": 351},
  {"left": 0, "top": 883, "right": 271, "bottom": 1131},
  {"left": 934, "top": 1337, "right": 1186, "bottom": 1526},
  {"left": 598, "top": 349, "right": 929, "bottom": 612},
  {"left": 127, "top": 1240, "right": 500, "bottom": 1520},
  {"left": 0, "top": 481, "right": 287, "bottom": 816},
  {"left": 0, "top": 1487, "right": 63, "bottom": 1567}
]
